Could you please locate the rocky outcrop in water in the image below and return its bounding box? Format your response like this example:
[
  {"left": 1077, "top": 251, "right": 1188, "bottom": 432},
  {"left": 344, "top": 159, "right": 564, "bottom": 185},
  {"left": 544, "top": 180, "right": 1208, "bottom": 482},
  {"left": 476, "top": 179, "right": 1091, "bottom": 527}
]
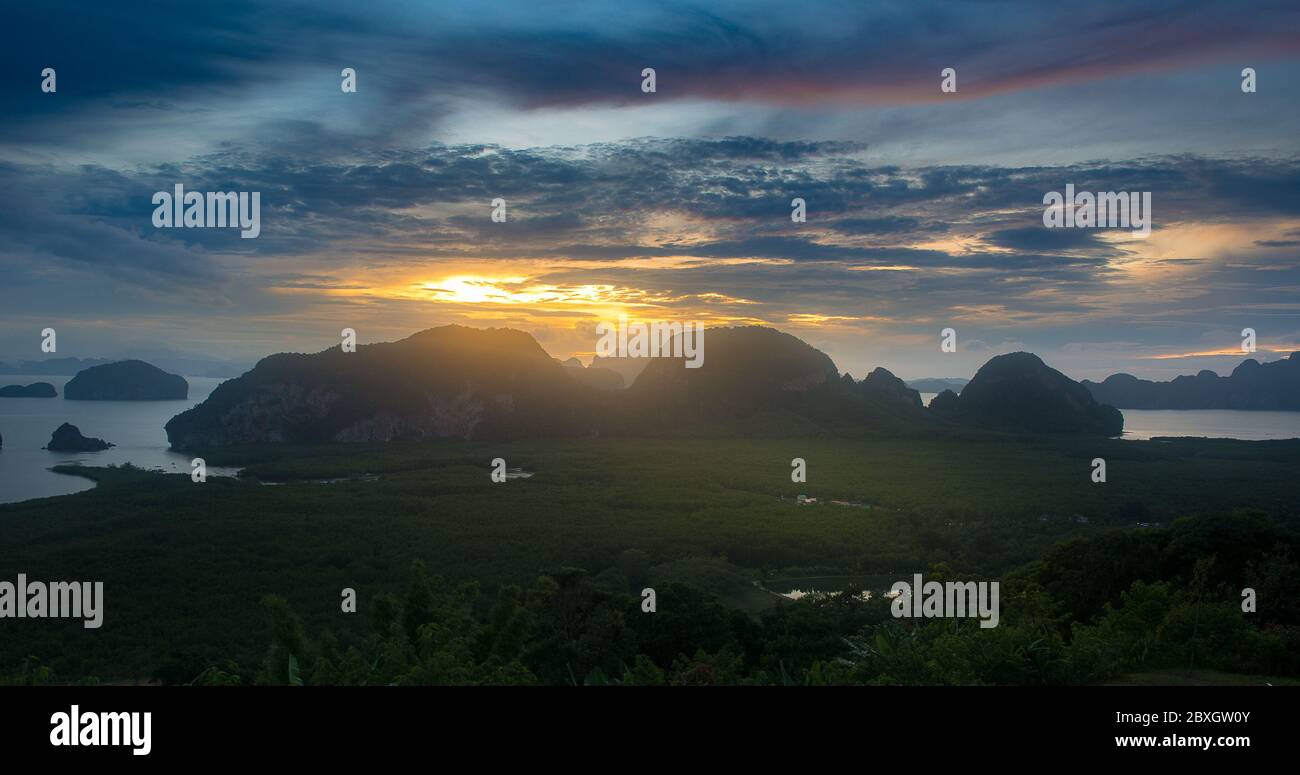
[
  {"left": 45, "top": 423, "right": 113, "bottom": 451},
  {"left": 0, "top": 382, "right": 57, "bottom": 398}
]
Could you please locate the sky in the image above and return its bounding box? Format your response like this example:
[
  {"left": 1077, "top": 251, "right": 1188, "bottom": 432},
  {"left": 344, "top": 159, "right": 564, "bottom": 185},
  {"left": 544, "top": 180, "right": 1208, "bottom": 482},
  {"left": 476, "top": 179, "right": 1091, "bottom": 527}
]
[{"left": 2, "top": 0, "right": 1299, "bottom": 382}]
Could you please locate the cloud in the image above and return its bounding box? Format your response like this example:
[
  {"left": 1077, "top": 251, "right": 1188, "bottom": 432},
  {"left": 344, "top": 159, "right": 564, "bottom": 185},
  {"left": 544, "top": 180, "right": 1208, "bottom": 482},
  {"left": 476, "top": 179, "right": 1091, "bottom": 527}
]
[
  {"left": 2, "top": 112, "right": 1298, "bottom": 379},
  {"left": 829, "top": 216, "right": 947, "bottom": 236},
  {"left": 7, "top": 1, "right": 1299, "bottom": 162},
  {"left": 985, "top": 227, "right": 1106, "bottom": 251}
]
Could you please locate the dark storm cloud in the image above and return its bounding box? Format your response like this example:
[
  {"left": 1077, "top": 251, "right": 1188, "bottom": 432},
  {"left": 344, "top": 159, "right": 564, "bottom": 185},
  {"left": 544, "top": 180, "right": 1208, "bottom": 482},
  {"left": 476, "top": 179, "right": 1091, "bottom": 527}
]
[
  {"left": 0, "top": 162, "right": 227, "bottom": 288},
  {"left": 7, "top": 0, "right": 1299, "bottom": 152}
]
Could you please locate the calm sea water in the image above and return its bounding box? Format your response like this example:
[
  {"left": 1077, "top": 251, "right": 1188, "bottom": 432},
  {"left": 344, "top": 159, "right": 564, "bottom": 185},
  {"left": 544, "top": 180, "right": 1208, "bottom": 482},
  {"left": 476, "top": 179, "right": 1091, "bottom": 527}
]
[
  {"left": 1119, "top": 409, "right": 1300, "bottom": 441},
  {"left": 0, "top": 374, "right": 239, "bottom": 505},
  {"left": 919, "top": 392, "right": 1300, "bottom": 441}
]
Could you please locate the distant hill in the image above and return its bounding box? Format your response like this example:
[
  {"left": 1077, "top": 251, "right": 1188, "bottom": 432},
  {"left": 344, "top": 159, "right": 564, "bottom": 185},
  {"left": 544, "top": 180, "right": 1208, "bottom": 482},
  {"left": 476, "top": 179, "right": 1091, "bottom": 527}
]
[
  {"left": 930, "top": 352, "right": 1123, "bottom": 436},
  {"left": 0, "top": 357, "right": 112, "bottom": 375},
  {"left": 65, "top": 360, "right": 188, "bottom": 401},
  {"left": 1083, "top": 353, "right": 1300, "bottom": 410},
  {"left": 589, "top": 355, "right": 650, "bottom": 387},
  {"left": 559, "top": 357, "right": 625, "bottom": 390},
  {"left": 906, "top": 377, "right": 969, "bottom": 393}
]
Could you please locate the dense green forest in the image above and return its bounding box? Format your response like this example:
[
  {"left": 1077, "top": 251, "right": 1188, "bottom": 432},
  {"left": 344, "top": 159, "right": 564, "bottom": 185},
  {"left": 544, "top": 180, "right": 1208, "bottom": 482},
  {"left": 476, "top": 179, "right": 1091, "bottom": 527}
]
[{"left": 3, "top": 436, "right": 1298, "bottom": 685}]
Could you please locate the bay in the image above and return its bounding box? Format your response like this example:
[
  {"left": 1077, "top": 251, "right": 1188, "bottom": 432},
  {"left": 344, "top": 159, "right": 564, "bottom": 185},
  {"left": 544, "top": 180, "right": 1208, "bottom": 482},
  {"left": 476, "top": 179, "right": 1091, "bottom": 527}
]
[{"left": 0, "top": 374, "right": 239, "bottom": 505}]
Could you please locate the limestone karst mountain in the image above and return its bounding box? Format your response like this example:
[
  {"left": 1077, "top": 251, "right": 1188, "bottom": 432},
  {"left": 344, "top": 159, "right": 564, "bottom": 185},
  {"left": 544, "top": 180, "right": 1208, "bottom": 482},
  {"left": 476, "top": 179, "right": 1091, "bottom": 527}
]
[
  {"left": 931, "top": 352, "right": 1123, "bottom": 436},
  {"left": 165, "top": 325, "right": 1123, "bottom": 447}
]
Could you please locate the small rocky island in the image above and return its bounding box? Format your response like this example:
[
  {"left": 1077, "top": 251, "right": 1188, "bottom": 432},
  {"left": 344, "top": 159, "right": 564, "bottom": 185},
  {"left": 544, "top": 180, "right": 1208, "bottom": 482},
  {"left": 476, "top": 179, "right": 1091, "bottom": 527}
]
[
  {"left": 0, "top": 382, "right": 57, "bottom": 397},
  {"left": 45, "top": 423, "right": 114, "bottom": 452},
  {"left": 64, "top": 360, "right": 188, "bottom": 401}
]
